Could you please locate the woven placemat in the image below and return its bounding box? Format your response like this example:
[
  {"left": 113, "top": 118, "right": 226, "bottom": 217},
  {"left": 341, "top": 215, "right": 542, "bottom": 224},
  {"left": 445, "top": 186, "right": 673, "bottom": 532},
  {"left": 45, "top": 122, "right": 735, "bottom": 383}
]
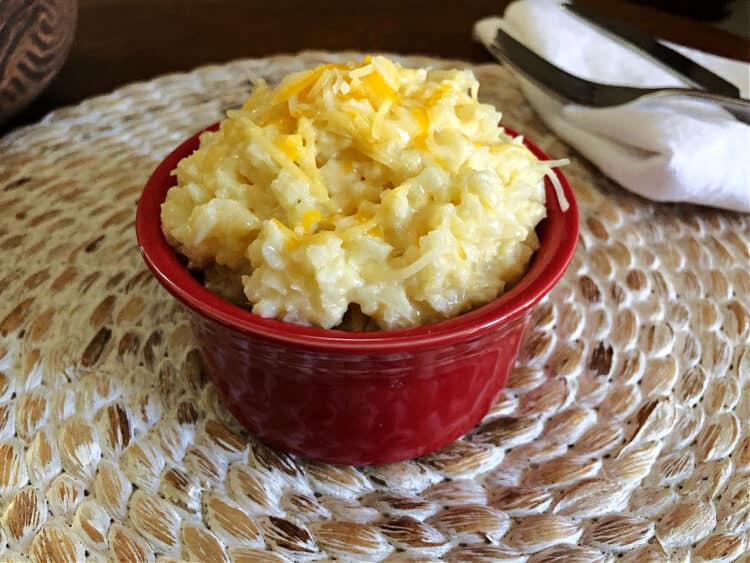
[{"left": 1, "top": 51, "right": 749, "bottom": 562}]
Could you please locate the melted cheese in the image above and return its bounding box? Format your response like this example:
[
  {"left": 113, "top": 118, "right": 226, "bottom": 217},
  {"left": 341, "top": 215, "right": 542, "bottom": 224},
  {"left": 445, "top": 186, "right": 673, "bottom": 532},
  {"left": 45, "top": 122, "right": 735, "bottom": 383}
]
[{"left": 161, "top": 56, "right": 555, "bottom": 329}]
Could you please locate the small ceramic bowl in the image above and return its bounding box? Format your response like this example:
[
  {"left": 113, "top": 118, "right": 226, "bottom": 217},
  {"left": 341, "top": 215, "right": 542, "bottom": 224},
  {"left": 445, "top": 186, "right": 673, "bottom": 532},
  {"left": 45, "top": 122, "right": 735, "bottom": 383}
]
[{"left": 136, "top": 123, "right": 579, "bottom": 465}]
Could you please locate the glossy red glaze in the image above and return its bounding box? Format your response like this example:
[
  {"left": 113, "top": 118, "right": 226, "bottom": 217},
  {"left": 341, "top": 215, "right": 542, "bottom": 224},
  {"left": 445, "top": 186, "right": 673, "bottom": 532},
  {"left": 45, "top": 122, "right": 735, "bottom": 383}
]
[{"left": 136, "top": 122, "right": 579, "bottom": 465}]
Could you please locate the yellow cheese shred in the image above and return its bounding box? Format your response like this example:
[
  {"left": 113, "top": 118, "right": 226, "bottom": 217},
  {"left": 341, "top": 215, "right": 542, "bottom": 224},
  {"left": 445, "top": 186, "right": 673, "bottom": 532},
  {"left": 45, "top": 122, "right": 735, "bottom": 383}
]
[{"left": 162, "top": 55, "right": 562, "bottom": 330}]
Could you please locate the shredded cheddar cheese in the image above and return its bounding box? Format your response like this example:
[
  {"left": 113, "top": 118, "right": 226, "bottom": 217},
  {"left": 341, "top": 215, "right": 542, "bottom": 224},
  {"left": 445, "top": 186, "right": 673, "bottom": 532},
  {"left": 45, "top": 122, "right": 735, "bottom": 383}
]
[{"left": 161, "top": 56, "right": 554, "bottom": 329}]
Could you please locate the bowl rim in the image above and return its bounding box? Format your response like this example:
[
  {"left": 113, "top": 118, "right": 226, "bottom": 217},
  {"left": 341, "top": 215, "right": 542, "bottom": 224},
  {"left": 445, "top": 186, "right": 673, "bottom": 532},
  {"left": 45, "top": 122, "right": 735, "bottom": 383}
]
[{"left": 136, "top": 122, "right": 579, "bottom": 352}]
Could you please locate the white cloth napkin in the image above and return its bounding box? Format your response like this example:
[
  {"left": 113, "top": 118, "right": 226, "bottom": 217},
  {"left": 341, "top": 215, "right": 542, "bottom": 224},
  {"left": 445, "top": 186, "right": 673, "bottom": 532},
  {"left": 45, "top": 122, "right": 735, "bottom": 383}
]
[{"left": 474, "top": 0, "right": 750, "bottom": 213}]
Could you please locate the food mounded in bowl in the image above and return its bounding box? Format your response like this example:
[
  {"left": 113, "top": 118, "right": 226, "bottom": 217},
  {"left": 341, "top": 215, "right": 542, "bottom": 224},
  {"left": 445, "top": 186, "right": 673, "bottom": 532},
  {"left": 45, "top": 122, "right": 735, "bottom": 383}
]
[
  {"left": 137, "top": 58, "right": 579, "bottom": 465},
  {"left": 160, "top": 57, "right": 558, "bottom": 331},
  {"left": 137, "top": 124, "right": 577, "bottom": 465}
]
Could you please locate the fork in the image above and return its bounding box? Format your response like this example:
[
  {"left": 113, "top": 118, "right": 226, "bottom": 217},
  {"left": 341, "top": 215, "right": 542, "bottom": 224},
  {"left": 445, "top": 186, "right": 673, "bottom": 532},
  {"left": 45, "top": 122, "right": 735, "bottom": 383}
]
[{"left": 489, "top": 28, "right": 750, "bottom": 124}]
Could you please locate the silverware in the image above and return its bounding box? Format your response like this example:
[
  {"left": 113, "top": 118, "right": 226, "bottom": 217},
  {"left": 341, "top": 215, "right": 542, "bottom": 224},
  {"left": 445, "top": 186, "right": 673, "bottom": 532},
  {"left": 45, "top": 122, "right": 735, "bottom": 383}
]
[
  {"left": 563, "top": 3, "right": 740, "bottom": 98},
  {"left": 488, "top": 28, "right": 750, "bottom": 124}
]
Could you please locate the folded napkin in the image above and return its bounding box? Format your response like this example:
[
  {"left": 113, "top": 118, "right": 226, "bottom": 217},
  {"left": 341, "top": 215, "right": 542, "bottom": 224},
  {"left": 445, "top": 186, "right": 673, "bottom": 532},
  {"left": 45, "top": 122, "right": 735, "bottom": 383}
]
[{"left": 474, "top": 0, "right": 750, "bottom": 213}]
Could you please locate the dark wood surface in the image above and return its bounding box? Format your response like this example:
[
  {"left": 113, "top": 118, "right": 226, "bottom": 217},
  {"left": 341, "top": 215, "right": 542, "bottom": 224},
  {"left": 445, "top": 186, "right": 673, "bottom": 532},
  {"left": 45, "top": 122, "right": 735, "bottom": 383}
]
[{"left": 3, "top": 0, "right": 749, "bottom": 136}]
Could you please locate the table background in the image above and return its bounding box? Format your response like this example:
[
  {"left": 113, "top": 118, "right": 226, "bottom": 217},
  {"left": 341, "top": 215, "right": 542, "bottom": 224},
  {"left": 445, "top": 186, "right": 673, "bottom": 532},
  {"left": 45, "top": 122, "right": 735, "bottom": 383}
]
[{"left": 3, "top": 0, "right": 749, "bottom": 136}]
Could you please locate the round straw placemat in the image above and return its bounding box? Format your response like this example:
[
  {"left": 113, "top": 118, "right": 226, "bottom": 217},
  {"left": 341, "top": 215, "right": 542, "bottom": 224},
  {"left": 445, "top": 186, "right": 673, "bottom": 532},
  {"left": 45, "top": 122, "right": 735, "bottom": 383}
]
[{"left": 1, "top": 51, "right": 749, "bottom": 562}]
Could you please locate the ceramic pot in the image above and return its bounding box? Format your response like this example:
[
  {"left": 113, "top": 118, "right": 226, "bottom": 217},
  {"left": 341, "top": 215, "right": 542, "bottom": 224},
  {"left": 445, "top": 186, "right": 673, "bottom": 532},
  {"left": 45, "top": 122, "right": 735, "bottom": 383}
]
[
  {"left": 0, "top": 0, "right": 77, "bottom": 124},
  {"left": 136, "top": 123, "right": 580, "bottom": 465}
]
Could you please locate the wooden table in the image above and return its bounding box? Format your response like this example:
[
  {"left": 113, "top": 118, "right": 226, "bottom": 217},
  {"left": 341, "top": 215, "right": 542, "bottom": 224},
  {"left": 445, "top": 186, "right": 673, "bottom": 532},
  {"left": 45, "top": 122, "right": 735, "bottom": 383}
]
[{"left": 2, "top": 0, "right": 748, "bottom": 135}]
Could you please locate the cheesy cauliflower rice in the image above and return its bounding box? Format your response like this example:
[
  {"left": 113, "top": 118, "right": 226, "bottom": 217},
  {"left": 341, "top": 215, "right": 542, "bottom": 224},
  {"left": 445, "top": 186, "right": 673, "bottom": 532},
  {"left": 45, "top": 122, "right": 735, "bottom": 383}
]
[{"left": 161, "top": 56, "right": 564, "bottom": 330}]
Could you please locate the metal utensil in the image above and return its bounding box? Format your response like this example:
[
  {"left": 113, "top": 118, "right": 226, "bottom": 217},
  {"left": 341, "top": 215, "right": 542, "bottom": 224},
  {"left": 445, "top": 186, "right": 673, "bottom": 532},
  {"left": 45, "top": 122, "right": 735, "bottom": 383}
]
[
  {"left": 488, "top": 28, "right": 750, "bottom": 124},
  {"left": 563, "top": 3, "right": 741, "bottom": 98}
]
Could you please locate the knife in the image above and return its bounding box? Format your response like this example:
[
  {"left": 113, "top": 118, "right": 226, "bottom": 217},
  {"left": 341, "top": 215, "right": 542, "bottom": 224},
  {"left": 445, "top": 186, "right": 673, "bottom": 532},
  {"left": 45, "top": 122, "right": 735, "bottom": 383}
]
[{"left": 563, "top": 3, "right": 741, "bottom": 98}]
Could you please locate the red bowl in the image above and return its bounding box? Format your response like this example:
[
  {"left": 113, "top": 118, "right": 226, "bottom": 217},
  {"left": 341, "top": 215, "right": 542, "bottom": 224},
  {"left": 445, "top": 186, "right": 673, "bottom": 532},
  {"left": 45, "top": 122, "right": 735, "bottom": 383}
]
[{"left": 136, "top": 122, "right": 578, "bottom": 465}]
